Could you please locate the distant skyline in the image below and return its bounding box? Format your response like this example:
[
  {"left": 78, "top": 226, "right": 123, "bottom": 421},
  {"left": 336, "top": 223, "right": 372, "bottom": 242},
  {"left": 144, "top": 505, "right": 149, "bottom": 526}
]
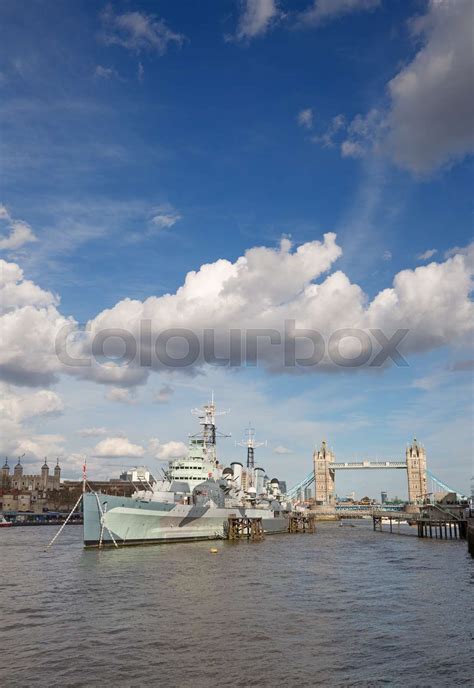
[{"left": 1, "top": 1, "right": 473, "bottom": 497}]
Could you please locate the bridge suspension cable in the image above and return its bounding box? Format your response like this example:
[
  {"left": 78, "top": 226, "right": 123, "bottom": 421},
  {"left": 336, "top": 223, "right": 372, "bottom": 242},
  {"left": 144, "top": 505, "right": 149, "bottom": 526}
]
[
  {"left": 287, "top": 467, "right": 465, "bottom": 501},
  {"left": 286, "top": 471, "right": 314, "bottom": 498},
  {"left": 426, "top": 469, "right": 464, "bottom": 500}
]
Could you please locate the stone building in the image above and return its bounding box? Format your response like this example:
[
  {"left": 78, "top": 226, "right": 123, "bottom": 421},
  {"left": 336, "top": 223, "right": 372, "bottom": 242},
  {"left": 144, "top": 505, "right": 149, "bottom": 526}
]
[
  {"left": 406, "top": 439, "right": 427, "bottom": 503},
  {"left": 2, "top": 458, "right": 10, "bottom": 489},
  {"left": 4, "top": 457, "right": 62, "bottom": 491},
  {"left": 0, "top": 459, "right": 138, "bottom": 515},
  {"left": 313, "top": 440, "right": 336, "bottom": 505},
  {"left": 0, "top": 458, "right": 62, "bottom": 513}
]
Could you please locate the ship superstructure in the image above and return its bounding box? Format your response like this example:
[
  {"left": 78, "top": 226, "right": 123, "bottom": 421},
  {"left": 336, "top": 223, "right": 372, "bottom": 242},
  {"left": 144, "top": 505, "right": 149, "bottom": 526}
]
[{"left": 83, "top": 398, "right": 291, "bottom": 547}]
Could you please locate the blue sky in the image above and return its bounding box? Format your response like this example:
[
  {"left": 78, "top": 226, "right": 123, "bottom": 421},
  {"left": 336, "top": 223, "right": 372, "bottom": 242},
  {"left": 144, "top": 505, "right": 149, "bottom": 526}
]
[{"left": 1, "top": 0, "right": 473, "bottom": 497}]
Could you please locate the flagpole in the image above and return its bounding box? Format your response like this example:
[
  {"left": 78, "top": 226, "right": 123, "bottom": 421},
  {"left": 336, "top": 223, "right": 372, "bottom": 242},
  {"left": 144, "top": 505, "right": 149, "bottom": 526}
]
[{"left": 46, "top": 457, "right": 87, "bottom": 551}]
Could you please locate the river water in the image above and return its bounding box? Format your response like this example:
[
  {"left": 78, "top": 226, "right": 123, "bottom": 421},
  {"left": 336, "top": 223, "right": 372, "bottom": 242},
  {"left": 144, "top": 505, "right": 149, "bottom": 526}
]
[{"left": 0, "top": 522, "right": 472, "bottom": 687}]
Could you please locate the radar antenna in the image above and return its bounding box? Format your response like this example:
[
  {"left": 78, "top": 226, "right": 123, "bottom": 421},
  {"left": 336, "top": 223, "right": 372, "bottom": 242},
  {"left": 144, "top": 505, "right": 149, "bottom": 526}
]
[
  {"left": 237, "top": 422, "right": 266, "bottom": 471},
  {"left": 190, "top": 394, "right": 230, "bottom": 464}
]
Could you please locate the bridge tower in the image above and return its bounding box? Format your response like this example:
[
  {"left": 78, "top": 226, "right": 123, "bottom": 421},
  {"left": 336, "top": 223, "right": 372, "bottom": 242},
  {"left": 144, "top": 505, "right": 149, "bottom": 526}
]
[
  {"left": 313, "top": 440, "right": 335, "bottom": 505},
  {"left": 406, "top": 439, "right": 427, "bottom": 504}
]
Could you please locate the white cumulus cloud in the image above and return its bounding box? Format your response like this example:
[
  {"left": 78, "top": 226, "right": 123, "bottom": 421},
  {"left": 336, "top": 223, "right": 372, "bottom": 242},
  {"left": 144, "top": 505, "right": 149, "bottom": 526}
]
[
  {"left": 16, "top": 434, "right": 65, "bottom": 460},
  {"left": 1, "top": 236, "right": 473, "bottom": 389},
  {"left": 387, "top": 0, "right": 474, "bottom": 174},
  {"left": 83, "top": 235, "right": 473, "bottom": 375},
  {"left": 302, "top": 2, "right": 474, "bottom": 176},
  {"left": 0, "top": 384, "right": 63, "bottom": 423},
  {"left": 149, "top": 438, "right": 187, "bottom": 460},
  {"left": 94, "top": 436, "right": 145, "bottom": 458},
  {"left": 105, "top": 387, "right": 137, "bottom": 404},
  {"left": 0, "top": 204, "right": 37, "bottom": 251},
  {"left": 0, "top": 384, "right": 64, "bottom": 462}
]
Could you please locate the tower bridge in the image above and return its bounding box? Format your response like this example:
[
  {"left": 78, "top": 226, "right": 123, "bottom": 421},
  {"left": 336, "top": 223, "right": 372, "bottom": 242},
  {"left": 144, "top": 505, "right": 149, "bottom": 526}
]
[{"left": 287, "top": 439, "right": 461, "bottom": 506}]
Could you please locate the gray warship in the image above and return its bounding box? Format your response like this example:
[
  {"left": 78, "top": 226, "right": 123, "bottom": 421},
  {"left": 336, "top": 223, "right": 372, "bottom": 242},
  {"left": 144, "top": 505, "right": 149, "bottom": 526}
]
[{"left": 83, "top": 398, "right": 292, "bottom": 547}]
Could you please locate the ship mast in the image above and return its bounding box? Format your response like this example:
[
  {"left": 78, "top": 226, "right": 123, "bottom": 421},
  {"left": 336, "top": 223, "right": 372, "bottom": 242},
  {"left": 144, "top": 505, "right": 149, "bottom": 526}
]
[
  {"left": 238, "top": 423, "right": 266, "bottom": 485},
  {"left": 191, "top": 392, "right": 230, "bottom": 465}
]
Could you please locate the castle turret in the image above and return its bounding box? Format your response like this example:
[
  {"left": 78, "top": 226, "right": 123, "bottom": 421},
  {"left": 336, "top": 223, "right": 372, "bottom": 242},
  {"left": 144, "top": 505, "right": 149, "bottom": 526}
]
[
  {"left": 2, "top": 458, "right": 9, "bottom": 487},
  {"left": 13, "top": 456, "right": 23, "bottom": 489},
  {"left": 54, "top": 458, "right": 61, "bottom": 489},
  {"left": 14, "top": 457, "right": 23, "bottom": 478},
  {"left": 406, "top": 439, "right": 427, "bottom": 504},
  {"left": 41, "top": 458, "right": 49, "bottom": 489}
]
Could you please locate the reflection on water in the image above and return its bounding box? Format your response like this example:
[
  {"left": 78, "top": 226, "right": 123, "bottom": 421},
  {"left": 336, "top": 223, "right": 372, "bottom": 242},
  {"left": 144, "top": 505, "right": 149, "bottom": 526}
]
[{"left": 0, "top": 522, "right": 472, "bottom": 687}]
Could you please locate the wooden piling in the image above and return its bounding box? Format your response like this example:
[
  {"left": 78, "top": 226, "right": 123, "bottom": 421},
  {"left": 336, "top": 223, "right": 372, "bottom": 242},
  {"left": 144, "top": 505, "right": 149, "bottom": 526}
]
[
  {"left": 227, "top": 516, "right": 264, "bottom": 541},
  {"left": 373, "top": 509, "right": 467, "bottom": 542},
  {"left": 288, "top": 513, "right": 316, "bottom": 534}
]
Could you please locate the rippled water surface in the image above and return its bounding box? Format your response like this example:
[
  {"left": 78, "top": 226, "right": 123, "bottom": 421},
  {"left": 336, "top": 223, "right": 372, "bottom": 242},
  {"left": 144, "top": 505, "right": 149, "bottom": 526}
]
[{"left": 0, "top": 522, "right": 472, "bottom": 687}]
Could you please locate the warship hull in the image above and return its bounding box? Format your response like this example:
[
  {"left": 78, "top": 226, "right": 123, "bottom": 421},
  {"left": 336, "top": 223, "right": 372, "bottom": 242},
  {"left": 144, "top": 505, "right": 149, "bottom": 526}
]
[{"left": 83, "top": 492, "right": 289, "bottom": 547}]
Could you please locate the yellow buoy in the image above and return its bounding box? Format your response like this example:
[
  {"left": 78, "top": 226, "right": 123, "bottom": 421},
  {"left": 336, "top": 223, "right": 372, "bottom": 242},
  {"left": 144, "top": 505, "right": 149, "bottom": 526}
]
[{"left": 210, "top": 548, "right": 218, "bottom": 554}]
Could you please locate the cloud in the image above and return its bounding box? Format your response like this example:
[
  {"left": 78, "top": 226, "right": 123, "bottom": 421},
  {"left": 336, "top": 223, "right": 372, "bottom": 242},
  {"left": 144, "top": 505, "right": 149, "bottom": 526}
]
[
  {"left": 153, "top": 384, "right": 174, "bottom": 404},
  {"left": 382, "top": 250, "right": 392, "bottom": 262},
  {"left": 0, "top": 204, "right": 37, "bottom": 251},
  {"left": 233, "top": 0, "right": 280, "bottom": 41},
  {"left": 150, "top": 205, "right": 181, "bottom": 230},
  {"left": 1, "top": 237, "right": 473, "bottom": 388},
  {"left": 302, "top": 2, "right": 474, "bottom": 176},
  {"left": 0, "top": 384, "right": 63, "bottom": 463},
  {"left": 418, "top": 248, "right": 438, "bottom": 261},
  {"left": 273, "top": 445, "right": 293, "bottom": 454},
  {"left": 0, "top": 383, "right": 64, "bottom": 464},
  {"left": 297, "top": 108, "right": 314, "bottom": 130},
  {"left": 149, "top": 438, "right": 187, "bottom": 460},
  {"left": 0, "top": 383, "right": 63, "bottom": 423},
  {"left": 387, "top": 0, "right": 474, "bottom": 174},
  {"left": 93, "top": 436, "right": 145, "bottom": 458},
  {"left": 450, "top": 359, "right": 474, "bottom": 372},
  {"left": 444, "top": 244, "right": 473, "bottom": 260},
  {"left": 311, "top": 114, "right": 346, "bottom": 148},
  {"left": 411, "top": 371, "right": 451, "bottom": 391},
  {"left": 100, "top": 4, "right": 185, "bottom": 55},
  {"left": 125, "top": 203, "right": 182, "bottom": 242},
  {"left": 0, "top": 259, "right": 146, "bottom": 389},
  {"left": 105, "top": 387, "right": 137, "bottom": 404},
  {"left": 94, "top": 65, "right": 119, "bottom": 80},
  {"left": 299, "top": 0, "right": 380, "bottom": 26},
  {"left": 15, "top": 434, "right": 65, "bottom": 459},
  {"left": 76, "top": 427, "right": 108, "bottom": 438},
  {"left": 305, "top": 110, "right": 383, "bottom": 159},
  {"left": 84, "top": 235, "right": 474, "bottom": 375},
  {"left": 340, "top": 109, "right": 386, "bottom": 159},
  {"left": 0, "top": 259, "right": 68, "bottom": 386}
]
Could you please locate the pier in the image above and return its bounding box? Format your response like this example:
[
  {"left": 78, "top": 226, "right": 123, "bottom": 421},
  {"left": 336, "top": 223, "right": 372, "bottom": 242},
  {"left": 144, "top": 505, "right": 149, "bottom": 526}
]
[
  {"left": 468, "top": 518, "right": 474, "bottom": 557},
  {"left": 372, "top": 506, "right": 468, "bottom": 540},
  {"left": 227, "top": 515, "right": 264, "bottom": 540},
  {"left": 288, "top": 513, "right": 316, "bottom": 534}
]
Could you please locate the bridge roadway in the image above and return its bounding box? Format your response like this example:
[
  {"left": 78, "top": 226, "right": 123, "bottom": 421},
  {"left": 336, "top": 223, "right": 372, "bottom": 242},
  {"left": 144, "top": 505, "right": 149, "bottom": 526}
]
[
  {"left": 335, "top": 504, "right": 404, "bottom": 512},
  {"left": 287, "top": 463, "right": 464, "bottom": 501},
  {"left": 331, "top": 461, "right": 407, "bottom": 470}
]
